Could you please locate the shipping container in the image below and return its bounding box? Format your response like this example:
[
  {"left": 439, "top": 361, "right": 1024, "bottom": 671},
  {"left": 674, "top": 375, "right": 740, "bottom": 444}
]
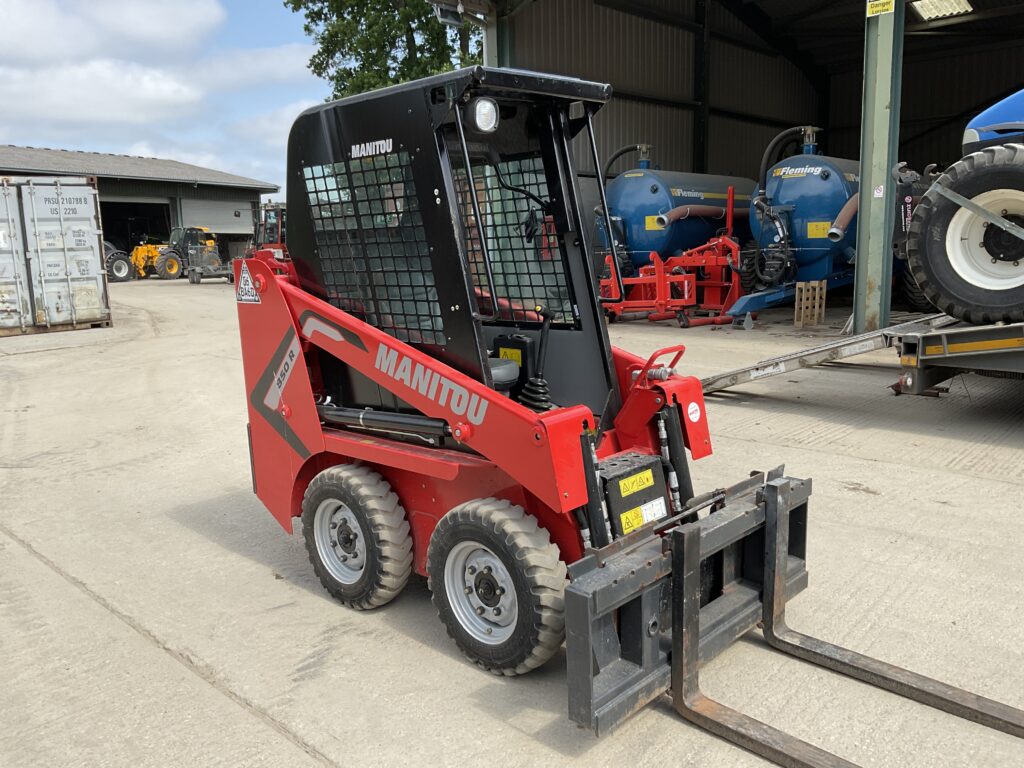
[{"left": 0, "top": 176, "right": 111, "bottom": 335}]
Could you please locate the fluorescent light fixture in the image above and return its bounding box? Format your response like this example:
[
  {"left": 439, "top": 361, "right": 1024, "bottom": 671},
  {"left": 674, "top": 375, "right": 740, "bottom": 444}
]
[{"left": 910, "top": 0, "right": 973, "bottom": 21}]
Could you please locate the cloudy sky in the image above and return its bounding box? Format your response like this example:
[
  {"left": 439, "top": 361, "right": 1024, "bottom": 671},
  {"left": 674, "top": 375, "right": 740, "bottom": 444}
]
[{"left": 0, "top": 0, "right": 330, "bottom": 197}]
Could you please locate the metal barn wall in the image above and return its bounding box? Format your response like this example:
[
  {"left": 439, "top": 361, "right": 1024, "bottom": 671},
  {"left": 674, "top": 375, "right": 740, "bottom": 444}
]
[
  {"left": 509, "top": 0, "right": 819, "bottom": 179},
  {"left": 828, "top": 42, "right": 1024, "bottom": 170}
]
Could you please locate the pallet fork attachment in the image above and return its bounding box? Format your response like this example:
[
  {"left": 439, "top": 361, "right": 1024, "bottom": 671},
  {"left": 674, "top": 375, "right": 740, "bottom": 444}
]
[{"left": 567, "top": 471, "right": 1024, "bottom": 767}]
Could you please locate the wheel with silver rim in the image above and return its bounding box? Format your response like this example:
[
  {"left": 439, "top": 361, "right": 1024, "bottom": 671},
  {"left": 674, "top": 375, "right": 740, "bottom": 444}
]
[
  {"left": 301, "top": 464, "right": 412, "bottom": 610},
  {"left": 105, "top": 251, "right": 131, "bottom": 282},
  {"left": 428, "top": 498, "right": 566, "bottom": 676},
  {"left": 908, "top": 143, "right": 1024, "bottom": 324},
  {"left": 443, "top": 541, "right": 518, "bottom": 644}
]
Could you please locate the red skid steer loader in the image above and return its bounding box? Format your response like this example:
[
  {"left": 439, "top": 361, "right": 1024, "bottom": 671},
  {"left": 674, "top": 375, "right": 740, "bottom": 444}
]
[{"left": 236, "top": 67, "right": 1023, "bottom": 766}]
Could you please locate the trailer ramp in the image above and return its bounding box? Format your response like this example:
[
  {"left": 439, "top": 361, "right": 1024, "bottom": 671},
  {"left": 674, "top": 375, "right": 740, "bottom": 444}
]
[
  {"left": 566, "top": 470, "right": 1024, "bottom": 767},
  {"left": 700, "top": 313, "right": 955, "bottom": 394}
]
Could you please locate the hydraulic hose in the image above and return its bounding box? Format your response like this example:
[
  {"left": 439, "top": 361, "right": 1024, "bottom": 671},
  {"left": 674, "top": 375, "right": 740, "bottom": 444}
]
[
  {"left": 603, "top": 144, "right": 647, "bottom": 183},
  {"left": 655, "top": 204, "right": 751, "bottom": 229},
  {"left": 757, "top": 126, "right": 806, "bottom": 199},
  {"left": 827, "top": 194, "right": 859, "bottom": 242}
]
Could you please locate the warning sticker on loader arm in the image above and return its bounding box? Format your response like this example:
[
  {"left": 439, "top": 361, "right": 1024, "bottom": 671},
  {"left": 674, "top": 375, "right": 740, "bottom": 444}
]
[
  {"left": 620, "top": 497, "right": 668, "bottom": 534},
  {"left": 619, "top": 469, "right": 654, "bottom": 497},
  {"left": 236, "top": 261, "right": 261, "bottom": 304}
]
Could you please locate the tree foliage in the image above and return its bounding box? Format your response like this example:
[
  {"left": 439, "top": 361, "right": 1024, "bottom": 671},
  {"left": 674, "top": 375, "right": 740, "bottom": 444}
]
[{"left": 286, "top": 0, "right": 483, "bottom": 98}]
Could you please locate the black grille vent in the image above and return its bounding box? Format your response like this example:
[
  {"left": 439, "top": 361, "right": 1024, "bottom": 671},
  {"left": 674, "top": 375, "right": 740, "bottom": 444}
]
[
  {"left": 303, "top": 152, "right": 446, "bottom": 346},
  {"left": 453, "top": 156, "right": 575, "bottom": 325}
]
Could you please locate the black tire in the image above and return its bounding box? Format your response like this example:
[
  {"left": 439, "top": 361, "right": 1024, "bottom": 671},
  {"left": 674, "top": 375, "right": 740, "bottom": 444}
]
[
  {"left": 105, "top": 251, "right": 132, "bottom": 282},
  {"left": 899, "top": 268, "right": 934, "bottom": 312},
  {"left": 188, "top": 269, "right": 201, "bottom": 284},
  {"left": 154, "top": 249, "right": 183, "bottom": 280},
  {"left": 301, "top": 464, "right": 413, "bottom": 610},
  {"left": 739, "top": 241, "right": 759, "bottom": 293},
  {"left": 427, "top": 498, "right": 566, "bottom": 676},
  {"left": 226, "top": 272, "right": 235, "bottom": 284},
  {"left": 908, "top": 143, "right": 1024, "bottom": 324}
]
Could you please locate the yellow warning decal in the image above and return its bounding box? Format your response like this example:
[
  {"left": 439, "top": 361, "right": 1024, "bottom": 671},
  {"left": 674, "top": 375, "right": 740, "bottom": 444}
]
[
  {"left": 807, "top": 221, "right": 831, "bottom": 239},
  {"left": 645, "top": 215, "right": 664, "bottom": 231},
  {"left": 901, "top": 355, "right": 918, "bottom": 367},
  {"left": 924, "top": 337, "right": 1024, "bottom": 356},
  {"left": 867, "top": 0, "right": 895, "bottom": 17},
  {"left": 498, "top": 347, "right": 522, "bottom": 366},
  {"left": 619, "top": 469, "right": 654, "bottom": 497},
  {"left": 620, "top": 507, "right": 644, "bottom": 534},
  {"left": 624, "top": 172, "right": 645, "bottom": 178}
]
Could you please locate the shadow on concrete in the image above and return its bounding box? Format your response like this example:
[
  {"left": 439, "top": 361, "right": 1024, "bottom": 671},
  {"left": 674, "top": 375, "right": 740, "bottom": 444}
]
[{"left": 166, "top": 487, "right": 636, "bottom": 758}]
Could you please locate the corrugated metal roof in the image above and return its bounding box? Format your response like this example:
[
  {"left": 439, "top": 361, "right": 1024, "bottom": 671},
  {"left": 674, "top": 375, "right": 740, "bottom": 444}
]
[{"left": 0, "top": 145, "right": 278, "bottom": 193}]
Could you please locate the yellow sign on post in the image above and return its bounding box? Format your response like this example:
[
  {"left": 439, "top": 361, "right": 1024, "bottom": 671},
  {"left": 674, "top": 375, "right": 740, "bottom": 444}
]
[{"left": 866, "top": 0, "right": 895, "bottom": 17}]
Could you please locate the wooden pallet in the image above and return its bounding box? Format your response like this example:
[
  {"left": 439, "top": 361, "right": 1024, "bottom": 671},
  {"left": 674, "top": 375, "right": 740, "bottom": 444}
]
[{"left": 794, "top": 280, "right": 827, "bottom": 328}]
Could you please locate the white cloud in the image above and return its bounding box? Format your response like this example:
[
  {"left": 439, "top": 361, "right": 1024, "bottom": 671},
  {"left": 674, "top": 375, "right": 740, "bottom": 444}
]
[
  {"left": 0, "top": 0, "right": 225, "bottom": 64},
  {"left": 0, "top": 1, "right": 327, "bottom": 195},
  {"left": 0, "top": 60, "right": 201, "bottom": 126},
  {"left": 194, "top": 44, "right": 318, "bottom": 92},
  {"left": 228, "top": 98, "right": 320, "bottom": 150}
]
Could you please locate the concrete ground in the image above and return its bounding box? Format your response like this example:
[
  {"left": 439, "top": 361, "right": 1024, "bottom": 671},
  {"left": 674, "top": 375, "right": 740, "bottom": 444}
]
[{"left": 1, "top": 280, "right": 1022, "bottom": 768}]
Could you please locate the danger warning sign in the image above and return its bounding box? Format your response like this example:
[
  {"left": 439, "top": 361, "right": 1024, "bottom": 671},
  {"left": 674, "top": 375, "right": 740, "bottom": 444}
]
[{"left": 236, "top": 261, "right": 261, "bottom": 304}]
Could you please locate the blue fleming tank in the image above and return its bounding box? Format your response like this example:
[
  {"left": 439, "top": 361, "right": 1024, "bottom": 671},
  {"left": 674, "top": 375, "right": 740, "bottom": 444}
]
[
  {"left": 603, "top": 165, "right": 756, "bottom": 269},
  {"left": 726, "top": 126, "right": 864, "bottom": 316},
  {"left": 749, "top": 153, "right": 860, "bottom": 281}
]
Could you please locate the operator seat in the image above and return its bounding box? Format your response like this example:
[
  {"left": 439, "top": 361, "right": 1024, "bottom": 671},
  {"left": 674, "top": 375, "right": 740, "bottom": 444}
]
[{"left": 487, "top": 357, "right": 519, "bottom": 392}]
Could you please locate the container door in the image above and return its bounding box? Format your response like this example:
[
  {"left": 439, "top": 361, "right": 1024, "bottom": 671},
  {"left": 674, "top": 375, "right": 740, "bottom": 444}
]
[
  {"left": 0, "top": 181, "right": 32, "bottom": 332},
  {"left": 20, "top": 180, "right": 111, "bottom": 328}
]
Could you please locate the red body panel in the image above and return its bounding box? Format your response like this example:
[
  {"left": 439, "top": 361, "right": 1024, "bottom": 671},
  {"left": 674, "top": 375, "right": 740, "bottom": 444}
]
[{"left": 236, "top": 257, "right": 712, "bottom": 572}]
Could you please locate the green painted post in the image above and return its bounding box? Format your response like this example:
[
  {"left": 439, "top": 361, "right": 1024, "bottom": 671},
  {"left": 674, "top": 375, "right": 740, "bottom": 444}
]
[{"left": 853, "top": 1, "right": 904, "bottom": 333}]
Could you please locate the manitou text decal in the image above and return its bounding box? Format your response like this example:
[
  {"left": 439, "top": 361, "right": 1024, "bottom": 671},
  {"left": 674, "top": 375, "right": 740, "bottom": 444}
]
[
  {"left": 351, "top": 138, "right": 393, "bottom": 159},
  {"left": 374, "top": 344, "right": 488, "bottom": 426}
]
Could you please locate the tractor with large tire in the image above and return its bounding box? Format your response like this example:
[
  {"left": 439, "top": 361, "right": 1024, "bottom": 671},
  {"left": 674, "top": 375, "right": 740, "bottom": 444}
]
[
  {"left": 908, "top": 88, "right": 1024, "bottom": 324},
  {"left": 123, "top": 226, "right": 216, "bottom": 280},
  {"left": 235, "top": 68, "right": 1024, "bottom": 766}
]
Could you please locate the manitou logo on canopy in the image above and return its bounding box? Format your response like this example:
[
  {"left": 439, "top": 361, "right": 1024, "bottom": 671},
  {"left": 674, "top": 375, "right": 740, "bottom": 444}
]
[
  {"left": 374, "top": 344, "right": 488, "bottom": 426},
  {"left": 351, "top": 138, "right": 393, "bottom": 159}
]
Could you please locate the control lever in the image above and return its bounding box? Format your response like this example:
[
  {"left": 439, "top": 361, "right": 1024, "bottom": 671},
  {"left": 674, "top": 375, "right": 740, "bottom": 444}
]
[{"left": 519, "top": 306, "right": 555, "bottom": 411}]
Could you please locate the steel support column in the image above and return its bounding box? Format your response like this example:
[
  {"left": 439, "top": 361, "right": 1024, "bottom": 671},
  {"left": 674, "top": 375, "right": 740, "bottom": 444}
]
[{"left": 853, "top": 3, "right": 905, "bottom": 332}]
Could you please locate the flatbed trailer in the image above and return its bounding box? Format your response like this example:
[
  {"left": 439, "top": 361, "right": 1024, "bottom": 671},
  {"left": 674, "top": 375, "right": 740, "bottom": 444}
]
[{"left": 888, "top": 319, "right": 1024, "bottom": 394}]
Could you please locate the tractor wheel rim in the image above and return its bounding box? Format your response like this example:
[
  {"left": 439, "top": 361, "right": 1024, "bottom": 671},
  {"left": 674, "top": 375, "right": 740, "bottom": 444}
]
[
  {"left": 314, "top": 499, "right": 366, "bottom": 585},
  {"left": 443, "top": 541, "right": 517, "bottom": 645},
  {"left": 112, "top": 260, "right": 128, "bottom": 278},
  {"left": 167, "top": 260, "right": 179, "bottom": 274},
  {"left": 945, "top": 188, "right": 1024, "bottom": 291}
]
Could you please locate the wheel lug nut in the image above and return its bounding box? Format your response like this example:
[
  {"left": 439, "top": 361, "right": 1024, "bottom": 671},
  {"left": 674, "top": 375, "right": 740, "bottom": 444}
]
[
  {"left": 476, "top": 606, "right": 485, "bottom": 616},
  {"left": 482, "top": 566, "right": 492, "bottom": 575},
  {"left": 464, "top": 586, "right": 473, "bottom": 595},
  {"left": 496, "top": 587, "right": 505, "bottom": 596},
  {"left": 485, "top": 627, "right": 492, "bottom": 635},
  {"left": 493, "top": 607, "right": 501, "bottom": 616},
  {"left": 330, "top": 522, "right": 338, "bottom": 529},
  {"left": 467, "top": 565, "right": 476, "bottom": 575},
  {"left": 340, "top": 555, "right": 348, "bottom": 562}
]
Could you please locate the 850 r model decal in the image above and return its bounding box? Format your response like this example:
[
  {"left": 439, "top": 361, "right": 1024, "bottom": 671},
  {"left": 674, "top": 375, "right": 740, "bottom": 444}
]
[{"left": 250, "top": 328, "right": 311, "bottom": 460}]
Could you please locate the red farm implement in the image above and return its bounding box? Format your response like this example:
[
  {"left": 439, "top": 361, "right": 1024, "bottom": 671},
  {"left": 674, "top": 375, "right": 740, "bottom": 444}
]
[{"left": 601, "top": 187, "right": 744, "bottom": 327}]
